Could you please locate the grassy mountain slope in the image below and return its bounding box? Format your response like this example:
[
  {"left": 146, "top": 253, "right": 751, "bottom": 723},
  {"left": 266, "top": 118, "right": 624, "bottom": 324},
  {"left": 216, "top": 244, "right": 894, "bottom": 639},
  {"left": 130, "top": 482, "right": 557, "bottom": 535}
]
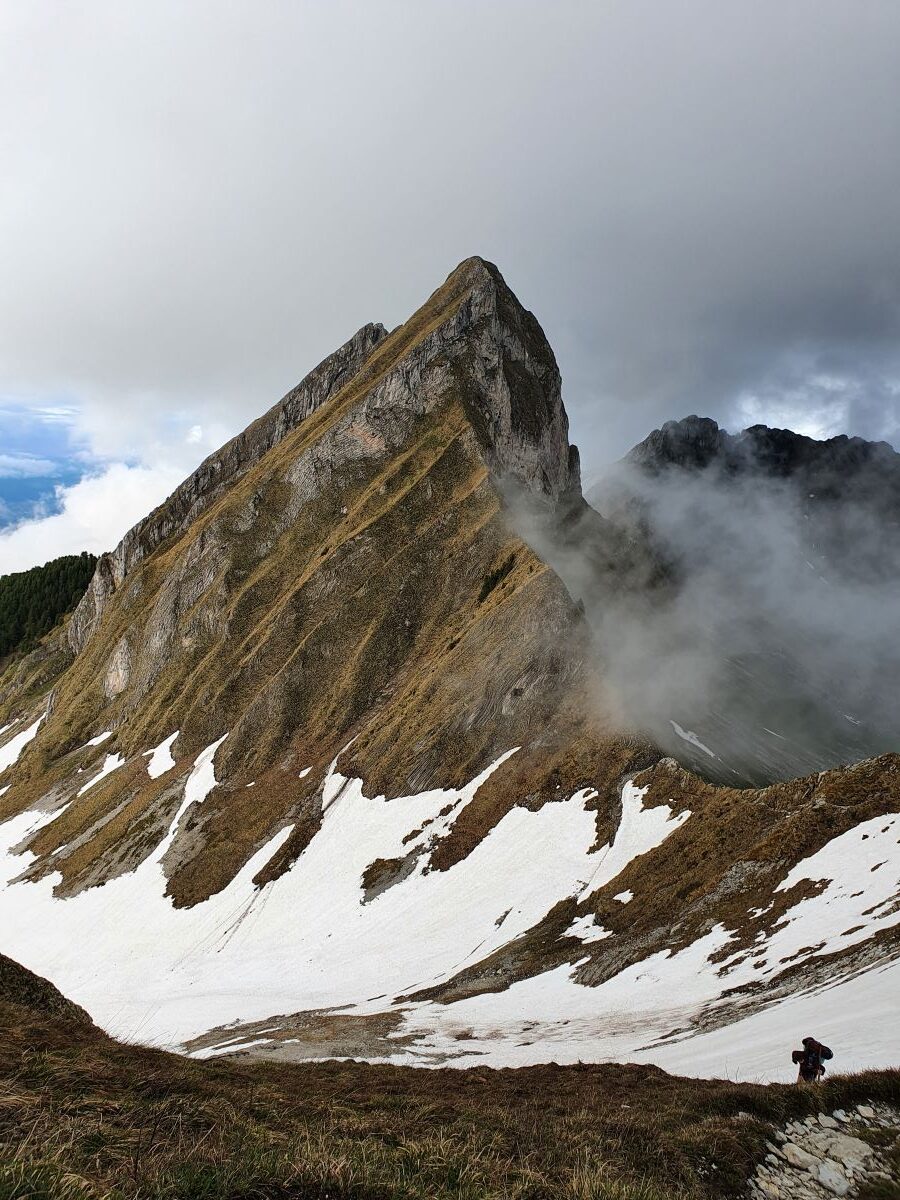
[
  {"left": 0, "top": 950, "right": 92, "bottom": 1024},
  {"left": 2, "top": 965, "right": 898, "bottom": 1200}
]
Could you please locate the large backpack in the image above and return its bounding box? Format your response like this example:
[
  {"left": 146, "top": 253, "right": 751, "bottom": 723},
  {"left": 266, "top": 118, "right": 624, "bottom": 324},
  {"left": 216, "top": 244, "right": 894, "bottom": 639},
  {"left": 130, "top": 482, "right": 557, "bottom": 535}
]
[{"left": 809, "top": 1041, "right": 833, "bottom": 1073}]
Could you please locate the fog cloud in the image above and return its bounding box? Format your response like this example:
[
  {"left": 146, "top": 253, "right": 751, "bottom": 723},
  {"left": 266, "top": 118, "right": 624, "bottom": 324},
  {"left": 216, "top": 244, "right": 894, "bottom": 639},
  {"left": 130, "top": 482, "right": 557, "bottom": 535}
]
[{"left": 512, "top": 432, "right": 900, "bottom": 784}]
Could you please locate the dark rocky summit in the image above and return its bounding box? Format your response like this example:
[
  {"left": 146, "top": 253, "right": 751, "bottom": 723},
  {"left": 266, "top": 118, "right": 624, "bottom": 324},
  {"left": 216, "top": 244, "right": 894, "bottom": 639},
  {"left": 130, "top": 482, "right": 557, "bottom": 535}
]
[{"left": 628, "top": 414, "right": 899, "bottom": 482}]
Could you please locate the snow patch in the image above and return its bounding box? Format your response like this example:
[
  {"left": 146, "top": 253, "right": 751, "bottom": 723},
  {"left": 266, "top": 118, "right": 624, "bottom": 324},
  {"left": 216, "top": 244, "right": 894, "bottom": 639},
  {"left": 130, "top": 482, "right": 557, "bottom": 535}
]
[
  {"left": 153, "top": 736, "right": 226, "bottom": 861},
  {"left": 77, "top": 753, "right": 125, "bottom": 796},
  {"left": 83, "top": 731, "right": 112, "bottom": 748},
  {"left": 565, "top": 914, "right": 612, "bottom": 943},
  {"left": 0, "top": 715, "right": 44, "bottom": 773},
  {"left": 669, "top": 720, "right": 718, "bottom": 759},
  {"left": 580, "top": 782, "right": 690, "bottom": 898},
  {"left": 144, "top": 732, "right": 179, "bottom": 779}
]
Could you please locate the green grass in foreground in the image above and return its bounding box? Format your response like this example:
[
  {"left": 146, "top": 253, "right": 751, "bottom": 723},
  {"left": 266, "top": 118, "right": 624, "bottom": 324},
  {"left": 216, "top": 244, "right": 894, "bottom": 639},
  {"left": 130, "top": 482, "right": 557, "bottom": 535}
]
[{"left": 1, "top": 1000, "right": 898, "bottom": 1199}]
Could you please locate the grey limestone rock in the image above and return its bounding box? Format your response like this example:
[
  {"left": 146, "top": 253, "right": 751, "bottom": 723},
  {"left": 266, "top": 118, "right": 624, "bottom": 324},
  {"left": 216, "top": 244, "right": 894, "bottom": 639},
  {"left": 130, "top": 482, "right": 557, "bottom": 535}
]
[
  {"left": 814, "top": 1160, "right": 851, "bottom": 1197},
  {"left": 783, "top": 1143, "right": 821, "bottom": 1171},
  {"left": 748, "top": 1105, "right": 897, "bottom": 1200},
  {"left": 68, "top": 321, "right": 388, "bottom": 656}
]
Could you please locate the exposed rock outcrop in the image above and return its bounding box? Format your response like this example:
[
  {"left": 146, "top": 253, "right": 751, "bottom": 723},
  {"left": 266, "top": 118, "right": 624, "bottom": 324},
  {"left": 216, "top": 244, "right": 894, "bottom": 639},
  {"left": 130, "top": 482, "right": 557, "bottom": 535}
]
[
  {"left": 68, "top": 321, "right": 389, "bottom": 655},
  {"left": 750, "top": 1104, "right": 899, "bottom": 1199}
]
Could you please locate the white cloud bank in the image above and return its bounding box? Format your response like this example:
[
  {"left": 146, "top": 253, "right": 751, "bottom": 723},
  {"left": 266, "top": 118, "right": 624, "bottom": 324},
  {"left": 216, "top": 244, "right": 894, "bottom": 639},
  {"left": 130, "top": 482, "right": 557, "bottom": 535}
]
[{"left": 0, "top": 461, "right": 183, "bottom": 575}]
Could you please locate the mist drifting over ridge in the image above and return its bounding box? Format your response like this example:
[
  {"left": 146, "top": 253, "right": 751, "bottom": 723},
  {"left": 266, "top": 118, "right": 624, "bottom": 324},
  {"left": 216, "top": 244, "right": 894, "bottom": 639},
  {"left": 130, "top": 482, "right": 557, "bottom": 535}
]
[{"left": 515, "top": 416, "right": 900, "bottom": 786}]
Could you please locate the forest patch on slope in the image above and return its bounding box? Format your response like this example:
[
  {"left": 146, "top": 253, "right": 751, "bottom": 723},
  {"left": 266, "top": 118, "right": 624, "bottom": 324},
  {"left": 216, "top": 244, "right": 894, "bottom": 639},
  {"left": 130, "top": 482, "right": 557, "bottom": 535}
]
[{"left": 0, "top": 552, "right": 96, "bottom": 660}]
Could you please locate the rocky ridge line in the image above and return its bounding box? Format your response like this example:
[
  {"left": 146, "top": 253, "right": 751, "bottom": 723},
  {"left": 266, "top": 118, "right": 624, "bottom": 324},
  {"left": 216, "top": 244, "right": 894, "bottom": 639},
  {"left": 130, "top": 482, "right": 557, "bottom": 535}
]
[
  {"left": 67, "top": 320, "right": 388, "bottom": 656},
  {"left": 750, "top": 1103, "right": 899, "bottom": 1198},
  {"left": 626, "top": 414, "right": 900, "bottom": 480}
]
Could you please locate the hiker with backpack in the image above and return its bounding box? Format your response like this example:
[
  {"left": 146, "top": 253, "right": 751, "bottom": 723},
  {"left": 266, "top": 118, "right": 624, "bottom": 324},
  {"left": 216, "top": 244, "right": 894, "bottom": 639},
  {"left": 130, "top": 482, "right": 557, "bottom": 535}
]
[{"left": 792, "top": 1036, "right": 833, "bottom": 1084}]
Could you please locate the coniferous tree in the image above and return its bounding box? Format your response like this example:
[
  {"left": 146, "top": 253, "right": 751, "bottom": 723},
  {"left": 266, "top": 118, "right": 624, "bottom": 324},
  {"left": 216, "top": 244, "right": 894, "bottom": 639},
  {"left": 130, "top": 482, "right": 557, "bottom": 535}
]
[{"left": 0, "top": 552, "right": 97, "bottom": 659}]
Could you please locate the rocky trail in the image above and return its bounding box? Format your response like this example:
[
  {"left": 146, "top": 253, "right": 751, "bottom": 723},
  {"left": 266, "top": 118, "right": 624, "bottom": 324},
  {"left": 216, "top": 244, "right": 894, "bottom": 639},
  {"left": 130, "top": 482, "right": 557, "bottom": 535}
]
[{"left": 750, "top": 1103, "right": 899, "bottom": 1199}]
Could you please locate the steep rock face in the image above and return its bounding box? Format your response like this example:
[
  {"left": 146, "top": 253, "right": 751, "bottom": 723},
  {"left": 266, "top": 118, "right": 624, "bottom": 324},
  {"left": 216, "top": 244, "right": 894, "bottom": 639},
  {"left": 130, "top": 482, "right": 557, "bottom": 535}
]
[{"left": 68, "top": 322, "right": 389, "bottom": 656}]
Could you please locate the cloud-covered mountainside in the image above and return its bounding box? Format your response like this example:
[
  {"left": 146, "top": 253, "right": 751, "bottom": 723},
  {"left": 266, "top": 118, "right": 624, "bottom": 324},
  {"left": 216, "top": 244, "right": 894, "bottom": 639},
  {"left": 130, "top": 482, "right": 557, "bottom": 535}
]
[
  {"left": 0, "top": 260, "right": 897, "bottom": 1081},
  {"left": 570, "top": 417, "right": 900, "bottom": 785}
]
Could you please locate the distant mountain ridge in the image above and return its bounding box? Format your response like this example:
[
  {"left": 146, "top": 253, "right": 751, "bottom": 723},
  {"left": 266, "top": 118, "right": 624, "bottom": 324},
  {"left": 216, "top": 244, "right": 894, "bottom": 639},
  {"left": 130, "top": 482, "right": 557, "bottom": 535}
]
[
  {"left": 621, "top": 415, "right": 900, "bottom": 579},
  {"left": 626, "top": 414, "right": 899, "bottom": 480},
  {"left": 580, "top": 415, "right": 900, "bottom": 786}
]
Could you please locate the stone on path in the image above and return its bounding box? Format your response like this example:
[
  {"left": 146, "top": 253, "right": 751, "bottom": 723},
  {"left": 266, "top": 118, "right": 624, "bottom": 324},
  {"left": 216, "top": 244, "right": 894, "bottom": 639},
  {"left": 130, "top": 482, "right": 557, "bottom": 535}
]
[
  {"left": 814, "top": 1159, "right": 851, "bottom": 1197},
  {"left": 821, "top": 1132, "right": 874, "bottom": 1169},
  {"left": 748, "top": 1102, "right": 898, "bottom": 1200},
  {"left": 783, "top": 1142, "right": 822, "bottom": 1171}
]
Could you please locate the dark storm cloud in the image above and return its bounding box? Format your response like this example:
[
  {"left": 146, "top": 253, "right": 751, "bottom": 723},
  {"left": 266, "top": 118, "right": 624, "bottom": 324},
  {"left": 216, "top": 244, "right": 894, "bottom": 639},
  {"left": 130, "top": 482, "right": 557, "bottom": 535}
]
[{"left": 1, "top": 0, "right": 899, "bottom": 484}]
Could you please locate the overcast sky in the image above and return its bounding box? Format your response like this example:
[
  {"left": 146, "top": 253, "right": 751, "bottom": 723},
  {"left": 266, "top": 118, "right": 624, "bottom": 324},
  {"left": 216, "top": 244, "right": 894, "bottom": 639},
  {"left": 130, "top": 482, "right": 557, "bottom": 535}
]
[{"left": 2, "top": 1, "right": 899, "bottom": 572}]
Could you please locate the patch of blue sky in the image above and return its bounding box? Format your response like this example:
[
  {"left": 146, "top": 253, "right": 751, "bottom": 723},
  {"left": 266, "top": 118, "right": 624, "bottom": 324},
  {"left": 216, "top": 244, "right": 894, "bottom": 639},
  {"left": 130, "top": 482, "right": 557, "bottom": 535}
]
[{"left": 0, "top": 399, "right": 99, "bottom": 529}]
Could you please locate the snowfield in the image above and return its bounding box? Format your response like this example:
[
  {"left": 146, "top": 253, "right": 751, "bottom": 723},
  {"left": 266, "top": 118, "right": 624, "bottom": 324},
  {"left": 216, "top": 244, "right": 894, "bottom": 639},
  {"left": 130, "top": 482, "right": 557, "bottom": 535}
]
[{"left": 0, "top": 724, "right": 898, "bottom": 1082}]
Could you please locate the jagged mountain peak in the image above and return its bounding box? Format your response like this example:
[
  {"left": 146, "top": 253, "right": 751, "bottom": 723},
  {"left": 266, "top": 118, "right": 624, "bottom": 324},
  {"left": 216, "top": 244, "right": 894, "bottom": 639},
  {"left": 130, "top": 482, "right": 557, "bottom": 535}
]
[
  {"left": 71, "top": 257, "right": 579, "bottom": 659},
  {"left": 625, "top": 414, "right": 726, "bottom": 471},
  {"left": 626, "top": 413, "right": 900, "bottom": 485}
]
